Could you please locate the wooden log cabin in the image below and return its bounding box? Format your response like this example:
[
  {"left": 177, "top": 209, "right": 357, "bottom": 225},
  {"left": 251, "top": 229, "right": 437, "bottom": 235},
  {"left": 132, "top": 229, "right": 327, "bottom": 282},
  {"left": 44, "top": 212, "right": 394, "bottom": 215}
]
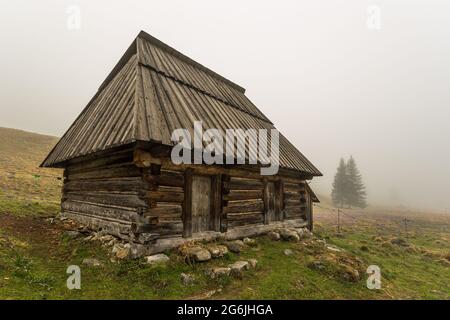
[{"left": 41, "top": 31, "right": 322, "bottom": 253}]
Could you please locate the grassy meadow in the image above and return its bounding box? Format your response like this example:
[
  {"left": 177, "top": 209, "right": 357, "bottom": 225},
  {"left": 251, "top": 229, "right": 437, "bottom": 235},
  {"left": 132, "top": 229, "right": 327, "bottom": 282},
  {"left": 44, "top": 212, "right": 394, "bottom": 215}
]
[{"left": 0, "top": 127, "right": 448, "bottom": 299}]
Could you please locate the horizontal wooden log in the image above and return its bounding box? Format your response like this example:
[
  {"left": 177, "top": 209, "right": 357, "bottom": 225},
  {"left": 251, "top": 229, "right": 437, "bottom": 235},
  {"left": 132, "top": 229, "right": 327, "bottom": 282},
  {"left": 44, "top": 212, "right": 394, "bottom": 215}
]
[
  {"left": 131, "top": 217, "right": 158, "bottom": 233},
  {"left": 224, "top": 200, "right": 264, "bottom": 214},
  {"left": 284, "top": 199, "right": 302, "bottom": 208},
  {"left": 284, "top": 182, "right": 306, "bottom": 192},
  {"left": 228, "top": 211, "right": 264, "bottom": 221},
  {"left": 223, "top": 190, "right": 263, "bottom": 201},
  {"left": 223, "top": 179, "right": 263, "bottom": 191},
  {"left": 63, "top": 177, "right": 144, "bottom": 192},
  {"left": 66, "top": 151, "right": 134, "bottom": 173},
  {"left": 64, "top": 192, "right": 148, "bottom": 208},
  {"left": 284, "top": 191, "right": 301, "bottom": 200},
  {"left": 143, "top": 205, "right": 182, "bottom": 218},
  {"left": 228, "top": 213, "right": 264, "bottom": 227},
  {"left": 61, "top": 200, "right": 138, "bottom": 221},
  {"left": 67, "top": 164, "right": 141, "bottom": 180},
  {"left": 144, "top": 153, "right": 310, "bottom": 183},
  {"left": 147, "top": 190, "right": 184, "bottom": 203},
  {"left": 151, "top": 222, "right": 183, "bottom": 237},
  {"left": 157, "top": 186, "right": 184, "bottom": 193},
  {"left": 284, "top": 206, "right": 303, "bottom": 217},
  {"left": 144, "top": 171, "right": 185, "bottom": 188}
]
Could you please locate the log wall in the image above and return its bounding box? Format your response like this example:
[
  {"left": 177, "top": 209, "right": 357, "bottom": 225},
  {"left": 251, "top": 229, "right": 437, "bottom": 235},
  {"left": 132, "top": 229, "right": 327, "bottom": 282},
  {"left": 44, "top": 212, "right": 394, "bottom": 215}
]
[
  {"left": 223, "top": 176, "right": 265, "bottom": 228},
  {"left": 283, "top": 182, "right": 308, "bottom": 220},
  {"left": 61, "top": 149, "right": 147, "bottom": 241},
  {"left": 60, "top": 147, "right": 314, "bottom": 245}
]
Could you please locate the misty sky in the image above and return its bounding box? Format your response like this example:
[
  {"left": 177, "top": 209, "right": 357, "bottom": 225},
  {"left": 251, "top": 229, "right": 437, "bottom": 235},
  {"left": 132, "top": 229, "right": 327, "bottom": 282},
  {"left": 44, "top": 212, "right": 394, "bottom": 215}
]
[{"left": 1, "top": 0, "right": 449, "bottom": 211}]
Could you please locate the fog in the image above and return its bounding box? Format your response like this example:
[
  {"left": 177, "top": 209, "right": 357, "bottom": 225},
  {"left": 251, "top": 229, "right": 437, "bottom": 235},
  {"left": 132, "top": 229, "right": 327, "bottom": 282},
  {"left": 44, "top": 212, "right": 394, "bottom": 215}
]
[{"left": 1, "top": 0, "right": 449, "bottom": 212}]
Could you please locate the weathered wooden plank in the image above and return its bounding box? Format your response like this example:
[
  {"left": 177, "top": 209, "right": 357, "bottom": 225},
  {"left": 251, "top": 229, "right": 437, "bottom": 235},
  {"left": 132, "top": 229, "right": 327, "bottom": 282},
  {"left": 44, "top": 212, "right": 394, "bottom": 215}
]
[
  {"left": 277, "top": 179, "right": 285, "bottom": 220},
  {"left": 284, "top": 199, "right": 302, "bottom": 208},
  {"left": 284, "top": 206, "right": 303, "bottom": 218},
  {"left": 67, "top": 164, "right": 141, "bottom": 180},
  {"left": 228, "top": 211, "right": 264, "bottom": 227},
  {"left": 223, "top": 179, "right": 263, "bottom": 191},
  {"left": 223, "top": 200, "right": 264, "bottom": 214},
  {"left": 284, "top": 182, "right": 306, "bottom": 192},
  {"left": 152, "top": 222, "right": 183, "bottom": 237},
  {"left": 64, "top": 192, "right": 147, "bottom": 208},
  {"left": 183, "top": 168, "right": 193, "bottom": 237},
  {"left": 144, "top": 172, "right": 184, "bottom": 188},
  {"left": 228, "top": 211, "right": 264, "bottom": 221},
  {"left": 143, "top": 205, "right": 182, "bottom": 218},
  {"left": 147, "top": 190, "right": 184, "bottom": 203},
  {"left": 210, "top": 174, "right": 222, "bottom": 231},
  {"left": 220, "top": 174, "right": 230, "bottom": 232},
  {"left": 66, "top": 151, "right": 134, "bottom": 173},
  {"left": 61, "top": 200, "right": 138, "bottom": 221},
  {"left": 284, "top": 190, "right": 301, "bottom": 200},
  {"left": 63, "top": 177, "right": 144, "bottom": 192},
  {"left": 223, "top": 190, "right": 263, "bottom": 201}
]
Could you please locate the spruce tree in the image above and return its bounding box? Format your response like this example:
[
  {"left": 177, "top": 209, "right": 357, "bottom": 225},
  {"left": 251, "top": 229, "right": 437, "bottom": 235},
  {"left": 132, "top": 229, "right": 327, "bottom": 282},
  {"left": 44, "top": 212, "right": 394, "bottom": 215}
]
[
  {"left": 346, "top": 156, "right": 367, "bottom": 208},
  {"left": 331, "top": 158, "right": 348, "bottom": 208}
]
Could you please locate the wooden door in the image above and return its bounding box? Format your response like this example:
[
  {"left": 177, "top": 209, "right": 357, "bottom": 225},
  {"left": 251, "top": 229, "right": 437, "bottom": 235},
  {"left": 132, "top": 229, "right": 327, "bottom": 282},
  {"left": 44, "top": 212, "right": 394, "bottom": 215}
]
[
  {"left": 191, "top": 175, "right": 212, "bottom": 233},
  {"left": 266, "top": 181, "right": 276, "bottom": 222},
  {"left": 265, "top": 181, "right": 282, "bottom": 223}
]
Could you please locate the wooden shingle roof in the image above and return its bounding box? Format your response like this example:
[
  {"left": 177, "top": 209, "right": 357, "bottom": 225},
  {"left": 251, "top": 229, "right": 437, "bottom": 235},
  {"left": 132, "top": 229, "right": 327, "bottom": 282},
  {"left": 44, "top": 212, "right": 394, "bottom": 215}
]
[{"left": 42, "top": 31, "right": 321, "bottom": 176}]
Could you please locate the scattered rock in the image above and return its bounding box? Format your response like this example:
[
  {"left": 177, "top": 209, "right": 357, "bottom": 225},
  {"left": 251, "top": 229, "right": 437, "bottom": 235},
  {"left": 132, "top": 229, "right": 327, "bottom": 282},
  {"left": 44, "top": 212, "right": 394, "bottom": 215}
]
[
  {"left": 98, "top": 235, "right": 115, "bottom": 243},
  {"left": 243, "top": 237, "right": 257, "bottom": 246},
  {"left": 145, "top": 253, "right": 170, "bottom": 265},
  {"left": 129, "top": 244, "right": 150, "bottom": 259},
  {"left": 210, "top": 267, "right": 231, "bottom": 279},
  {"left": 112, "top": 243, "right": 132, "bottom": 260},
  {"left": 107, "top": 239, "right": 117, "bottom": 247},
  {"left": 207, "top": 245, "right": 229, "bottom": 258},
  {"left": 340, "top": 265, "right": 360, "bottom": 282},
  {"left": 308, "top": 260, "right": 326, "bottom": 271},
  {"left": 226, "top": 240, "right": 246, "bottom": 253},
  {"left": 279, "top": 229, "right": 300, "bottom": 241},
  {"left": 391, "top": 238, "right": 409, "bottom": 247},
  {"left": 360, "top": 245, "right": 369, "bottom": 252},
  {"left": 248, "top": 259, "right": 258, "bottom": 268},
  {"left": 82, "top": 258, "right": 102, "bottom": 267},
  {"left": 229, "top": 261, "right": 249, "bottom": 277},
  {"left": 295, "top": 228, "right": 312, "bottom": 239},
  {"left": 326, "top": 245, "right": 343, "bottom": 252},
  {"left": 183, "top": 246, "right": 212, "bottom": 262},
  {"left": 284, "top": 249, "right": 294, "bottom": 256},
  {"left": 63, "top": 230, "right": 82, "bottom": 239},
  {"left": 180, "top": 272, "right": 195, "bottom": 285},
  {"left": 267, "top": 231, "right": 281, "bottom": 241}
]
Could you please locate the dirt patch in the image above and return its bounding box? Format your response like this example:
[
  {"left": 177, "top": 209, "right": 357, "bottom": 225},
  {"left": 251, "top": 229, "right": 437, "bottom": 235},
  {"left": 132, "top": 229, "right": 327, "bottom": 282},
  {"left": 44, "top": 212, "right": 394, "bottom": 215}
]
[{"left": 0, "top": 213, "right": 63, "bottom": 249}]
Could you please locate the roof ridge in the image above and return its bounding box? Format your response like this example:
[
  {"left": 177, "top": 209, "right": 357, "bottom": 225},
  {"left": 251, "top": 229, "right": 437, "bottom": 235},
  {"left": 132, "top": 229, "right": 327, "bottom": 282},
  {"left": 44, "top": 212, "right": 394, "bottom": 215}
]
[{"left": 137, "top": 30, "right": 246, "bottom": 94}]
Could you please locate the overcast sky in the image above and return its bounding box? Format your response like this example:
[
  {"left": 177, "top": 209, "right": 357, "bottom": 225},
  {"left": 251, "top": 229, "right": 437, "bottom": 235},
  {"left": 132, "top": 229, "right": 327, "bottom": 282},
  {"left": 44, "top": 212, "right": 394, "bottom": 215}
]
[{"left": 1, "top": 0, "right": 449, "bottom": 211}]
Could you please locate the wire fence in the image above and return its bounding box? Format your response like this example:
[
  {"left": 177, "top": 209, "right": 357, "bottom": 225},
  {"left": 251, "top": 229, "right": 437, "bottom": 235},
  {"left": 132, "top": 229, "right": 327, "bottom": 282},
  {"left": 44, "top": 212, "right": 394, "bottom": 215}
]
[{"left": 313, "top": 203, "right": 412, "bottom": 236}]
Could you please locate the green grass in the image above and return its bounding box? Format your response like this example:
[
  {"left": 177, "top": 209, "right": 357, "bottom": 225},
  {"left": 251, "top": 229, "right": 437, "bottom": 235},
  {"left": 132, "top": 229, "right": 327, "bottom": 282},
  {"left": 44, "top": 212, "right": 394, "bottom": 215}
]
[
  {"left": 0, "top": 127, "right": 449, "bottom": 299},
  {"left": 1, "top": 203, "right": 449, "bottom": 300}
]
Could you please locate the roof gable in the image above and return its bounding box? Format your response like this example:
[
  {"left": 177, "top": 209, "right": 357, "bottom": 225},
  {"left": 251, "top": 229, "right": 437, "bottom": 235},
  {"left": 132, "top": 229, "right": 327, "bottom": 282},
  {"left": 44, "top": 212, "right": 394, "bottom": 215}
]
[{"left": 42, "top": 31, "right": 321, "bottom": 177}]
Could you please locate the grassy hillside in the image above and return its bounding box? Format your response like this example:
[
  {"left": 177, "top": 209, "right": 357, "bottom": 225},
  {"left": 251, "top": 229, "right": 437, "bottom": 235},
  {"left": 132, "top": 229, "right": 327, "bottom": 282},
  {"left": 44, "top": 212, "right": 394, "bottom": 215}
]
[
  {"left": 0, "top": 128, "right": 448, "bottom": 299},
  {"left": 0, "top": 127, "right": 62, "bottom": 216}
]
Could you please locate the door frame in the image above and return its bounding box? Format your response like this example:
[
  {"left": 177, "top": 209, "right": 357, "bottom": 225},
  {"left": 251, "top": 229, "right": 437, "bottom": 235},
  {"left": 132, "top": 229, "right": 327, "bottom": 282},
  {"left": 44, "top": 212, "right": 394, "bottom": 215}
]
[{"left": 183, "top": 170, "right": 221, "bottom": 237}]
